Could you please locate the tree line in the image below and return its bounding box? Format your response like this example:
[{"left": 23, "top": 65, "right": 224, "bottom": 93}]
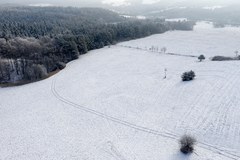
[{"left": 0, "top": 6, "right": 195, "bottom": 84}]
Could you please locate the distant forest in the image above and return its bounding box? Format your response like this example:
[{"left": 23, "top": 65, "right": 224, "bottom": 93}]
[
  {"left": 144, "top": 6, "right": 240, "bottom": 27},
  {"left": 0, "top": 6, "right": 195, "bottom": 84}
]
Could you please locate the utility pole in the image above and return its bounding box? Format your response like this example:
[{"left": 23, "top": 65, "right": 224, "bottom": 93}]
[{"left": 164, "top": 68, "right": 167, "bottom": 79}]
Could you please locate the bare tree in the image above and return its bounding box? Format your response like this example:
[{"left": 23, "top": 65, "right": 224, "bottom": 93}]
[
  {"left": 235, "top": 50, "right": 239, "bottom": 57},
  {"left": 161, "top": 47, "right": 167, "bottom": 53},
  {"left": 179, "top": 135, "right": 196, "bottom": 154}
]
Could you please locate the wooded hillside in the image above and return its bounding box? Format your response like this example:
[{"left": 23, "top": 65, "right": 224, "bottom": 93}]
[{"left": 0, "top": 6, "right": 195, "bottom": 84}]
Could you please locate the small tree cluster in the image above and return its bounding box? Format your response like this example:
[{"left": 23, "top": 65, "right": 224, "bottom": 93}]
[
  {"left": 181, "top": 71, "right": 196, "bottom": 81},
  {"left": 179, "top": 135, "right": 196, "bottom": 154},
  {"left": 0, "top": 59, "right": 48, "bottom": 83}
]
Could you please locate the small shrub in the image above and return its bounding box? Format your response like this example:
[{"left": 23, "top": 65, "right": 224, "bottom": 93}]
[
  {"left": 181, "top": 70, "right": 196, "bottom": 81},
  {"left": 198, "top": 55, "right": 205, "bottom": 62},
  {"left": 179, "top": 135, "right": 196, "bottom": 154}
]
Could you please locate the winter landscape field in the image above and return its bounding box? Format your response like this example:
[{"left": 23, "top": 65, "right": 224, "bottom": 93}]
[{"left": 1, "top": 22, "right": 240, "bottom": 160}]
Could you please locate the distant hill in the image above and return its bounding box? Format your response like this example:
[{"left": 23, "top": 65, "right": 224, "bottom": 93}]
[{"left": 100, "top": 1, "right": 240, "bottom": 26}]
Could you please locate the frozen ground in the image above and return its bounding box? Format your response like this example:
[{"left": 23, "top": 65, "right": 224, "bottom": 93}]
[
  {"left": 120, "top": 22, "right": 240, "bottom": 58},
  {"left": 0, "top": 22, "right": 240, "bottom": 160}
]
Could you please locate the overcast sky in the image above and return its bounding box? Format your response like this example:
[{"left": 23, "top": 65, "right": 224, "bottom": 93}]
[{"left": 1, "top": 0, "right": 240, "bottom": 7}]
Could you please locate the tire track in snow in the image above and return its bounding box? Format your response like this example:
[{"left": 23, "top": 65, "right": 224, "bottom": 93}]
[
  {"left": 188, "top": 65, "right": 240, "bottom": 156},
  {"left": 173, "top": 64, "right": 227, "bottom": 128},
  {"left": 210, "top": 63, "right": 240, "bottom": 149},
  {"left": 100, "top": 84, "right": 138, "bottom": 160},
  {"left": 51, "top": 73, "right": 240, "bottom": 160},
  {"left": 166, "top": 68, "right": 224, "bottom": 130},
  {"left": 51, "top": 77, "right": 178, "bottom": 139},
  {"left": 196, "top": 69, "right": 236, "bottom": 130},
  {"left": 199, "top": 69, "right": 240, "bottom": 150},
  {"left": 104, "top": 141, "right": 128, "bottom": 160},
  {"left": 179, "top": 71, "right": 224, "bottom": 128}
]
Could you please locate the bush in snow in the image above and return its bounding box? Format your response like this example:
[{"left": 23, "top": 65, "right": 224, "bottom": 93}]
[
  {"left": 198, "top": 55, "right": 205, "bottom": 62},
  {"left": 211, "top": 56, "right": 236, "bottom": 61},
  {"left": 179, "top": 135, "right": 196, "bottom": 154},
  {"left": 181, "top": 71, "right": 196, "bottom": 81}
]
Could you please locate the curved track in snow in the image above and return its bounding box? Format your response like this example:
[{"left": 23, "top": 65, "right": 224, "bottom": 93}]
[{"left": 51, "top": 67, "right": 240, "bottom": 160}]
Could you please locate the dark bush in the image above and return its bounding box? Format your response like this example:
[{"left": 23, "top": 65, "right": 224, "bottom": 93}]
[
  {"left": 181, "top": 70, "right": 196, "bottom": 81},
  {"left": 211, "top": 56, "right": 235, "bottom": 61},
  {"left": 198, "top": 55, "right": 205, "bottom": 62},
  {"left": 179, "top": 135, "right": 196, "bottom": 154}
]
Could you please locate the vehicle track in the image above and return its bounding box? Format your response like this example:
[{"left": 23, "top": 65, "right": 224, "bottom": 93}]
[
  {"left": 51, "top": 58, "right": 240, "bottom": 160},
  {"left": 199, "top": 69, "right": 240, "bottom": 152},
  {"left": 52, "top": 75, "right": 240, "bottom": 160},
  {"left": 51, "top": 78, "right": 178, "bottom": 139},
  {"left": 179, "top": 71, "right": 225, "bottom": 127}
]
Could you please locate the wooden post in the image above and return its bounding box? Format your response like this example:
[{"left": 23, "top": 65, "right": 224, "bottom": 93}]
[{"left": 164, "top": 68, "right": 167, "bottom": 79}]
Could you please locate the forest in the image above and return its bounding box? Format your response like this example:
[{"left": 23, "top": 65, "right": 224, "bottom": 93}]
[{"left": 0, "top": 6, "right": 195, "bottom": 84}]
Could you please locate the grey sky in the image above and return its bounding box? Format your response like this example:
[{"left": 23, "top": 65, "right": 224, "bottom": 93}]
[{"left": 1, "top": 0, "right": 240, "bottom": 7}]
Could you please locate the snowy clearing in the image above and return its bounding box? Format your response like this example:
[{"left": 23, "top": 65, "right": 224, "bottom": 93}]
[{"left": 0, "top": 22, "right": 240, "bottom": 160}]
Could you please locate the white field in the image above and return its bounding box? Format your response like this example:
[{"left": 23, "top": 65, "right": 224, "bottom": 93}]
[
  {"left": 120, "top": 22, "right": 240, "bottom": 58},
  {"left": 165, "top": 18, "right": 188, "bottom": 22},
  {"left": 1, "top": 22, "right": 240, "bottom": 160}
]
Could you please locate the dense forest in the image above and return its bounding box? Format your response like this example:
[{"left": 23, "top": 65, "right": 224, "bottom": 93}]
[{"left": 0, "top": 6, "right": 195, "bottom": 84}]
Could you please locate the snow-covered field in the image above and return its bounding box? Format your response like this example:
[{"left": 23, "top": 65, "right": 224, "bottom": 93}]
[
  {"left": 120, "top": 22, "right": 240, "bottom": 58},
  {"left": 165, "top": 18, "right": 188, "bottom": 22},
  {"left": 1, "top": 22, "right": 240, "bottom": 160}
]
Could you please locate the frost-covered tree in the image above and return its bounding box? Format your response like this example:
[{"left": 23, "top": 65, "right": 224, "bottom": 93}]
[
  {"left": 24, "top": 64, "right": 47, "bottom": 81},
  {"left": 161, "top": 47, "right": 167, "bottom": 53},
  {"left": 179, "top": 135, "right": 196, "bottom": 154}
]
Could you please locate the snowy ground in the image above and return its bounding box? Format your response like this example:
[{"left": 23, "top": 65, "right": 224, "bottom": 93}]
[
  {"left": 1, "top": 22, "right": 240, "bottom": 160},
  {"left": 120, "top": 22, "right": 240, "bottom": 58}
]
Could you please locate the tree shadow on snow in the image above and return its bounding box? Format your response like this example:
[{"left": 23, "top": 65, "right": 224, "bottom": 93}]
[
  {"left": 174, "top": 80, "right": 196, "bottom": 88},
  {"left": 170, "top": 152, "right": 192, "bottom": 160}
]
